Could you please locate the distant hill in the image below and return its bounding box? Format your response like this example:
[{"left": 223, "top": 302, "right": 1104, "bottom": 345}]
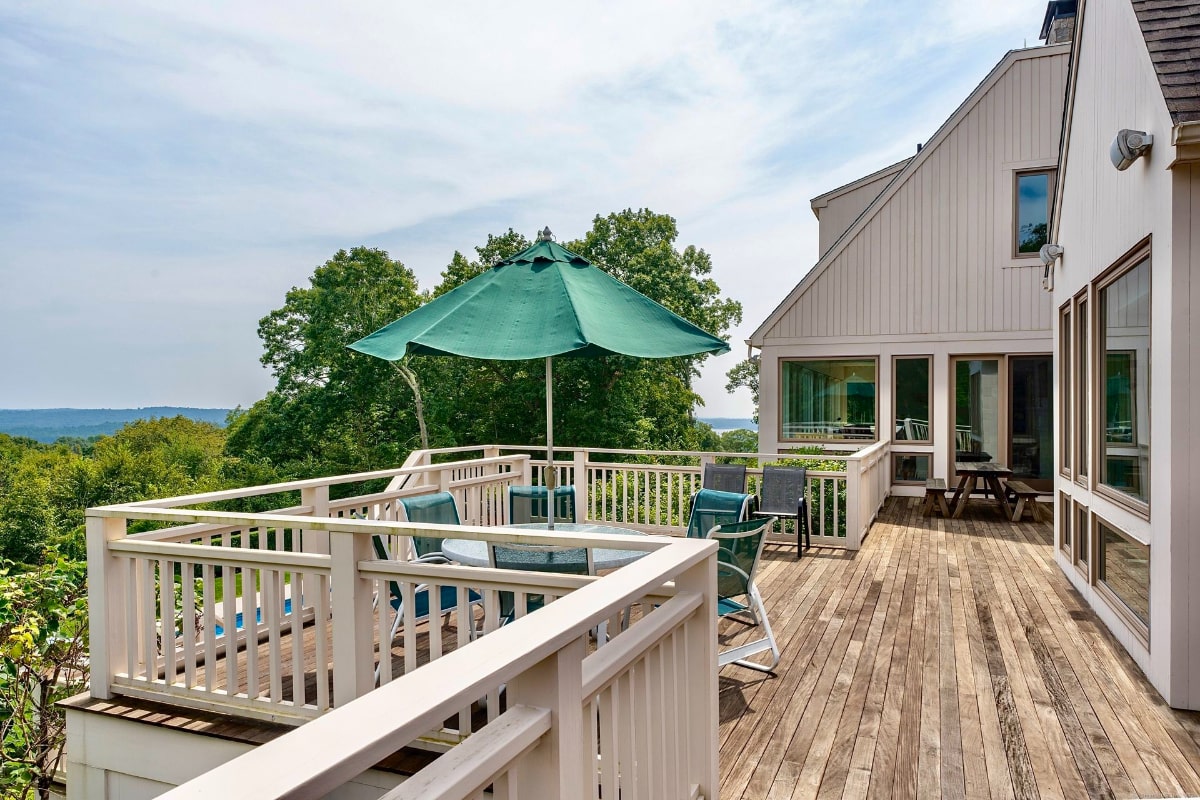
[
  {"left": 698, "top": 417, "right": 757, "bottom": 432},
  {"left": 0, "top": 407, "right": 233, "bottom": 443}
]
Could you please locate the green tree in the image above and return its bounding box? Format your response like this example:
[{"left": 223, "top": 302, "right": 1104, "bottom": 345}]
[
  {"left": 227, "top": 247, "right": 428, "bottom": 473},
  {"left": 725, "top": 358, "right": 760, "bottom": 424},
  {"left": 0, "top": 556, "right": 89, "bottom": 800}
]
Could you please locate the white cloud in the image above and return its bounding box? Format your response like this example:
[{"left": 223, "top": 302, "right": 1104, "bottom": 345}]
[{"left": 0, "top": 0, "right": 1052, "bottom": 413}]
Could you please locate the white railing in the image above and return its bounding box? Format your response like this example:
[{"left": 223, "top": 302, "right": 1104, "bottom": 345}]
[
  {"left": 844, "top": 440, "right": 891, "bottom": 548},
  {"left": 133, "top": 522, "right": 720, "bottom": 799}
]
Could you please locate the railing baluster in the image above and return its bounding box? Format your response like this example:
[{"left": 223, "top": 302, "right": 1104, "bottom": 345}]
[
  {"left": 163, "top": 559, "right": 177, "bottom": 686},
  {"left": 290, "top": 570, "right": 306, "bottom": 707},
  {"left": 181, "top": 561, "right": 196, "bottom": 688},
  {"left": 243, "top": 566, "right": 259, "bottom": 700}
]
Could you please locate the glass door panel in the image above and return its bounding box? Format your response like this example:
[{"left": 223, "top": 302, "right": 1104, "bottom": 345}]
[
  {"left": 954, "top": 359, "right": 1000, "bottom": 462},
  {"left": 1010, "top": 355, "right": 1053, "bottom": 490}
]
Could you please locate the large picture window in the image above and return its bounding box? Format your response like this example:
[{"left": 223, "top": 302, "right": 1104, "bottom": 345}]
[
  {"left": 1097, "top": 519, "right": 1150, "bottom": 632},
  {"left": 1015, "top": 170, "right": 1054, "bottom": 256},
  {"left": 1098, "top": 255, "right": 1150, "bottom": 506},
  {"left": 781, "top": 359, "right": 877, "bottom": 441},
  {"left": 894, "top": 357, "right": 931, "bottom": 441}
]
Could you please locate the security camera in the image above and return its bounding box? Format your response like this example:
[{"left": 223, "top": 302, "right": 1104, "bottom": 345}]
[{"left": 1110, "top": 129, "right": 1153, "bottom": 170}]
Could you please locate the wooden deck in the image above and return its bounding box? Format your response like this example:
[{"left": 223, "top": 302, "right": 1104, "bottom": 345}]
[
  {"left": 718, "top": 496, "right": 1200, "bottom": 800},
  {"left": 67, "top": 497, "right": 1200, "bottom": 798}
]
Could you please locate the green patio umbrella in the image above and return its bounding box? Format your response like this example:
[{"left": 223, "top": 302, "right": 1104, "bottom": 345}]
[{"left": 348, "top": 228, "right": 730, "bottom": 528}]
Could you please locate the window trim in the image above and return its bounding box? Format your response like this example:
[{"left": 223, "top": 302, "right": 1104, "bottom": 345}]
[
  {"left": 778, "top": 357, "right": 880, "bottom": 444},
  {"left": 1013, "top": 168, "right": 1056, "bottom": 259},
  {"left": 891, "top": 453, "right": 932, "bottom": 486},
  {"left": 1093, "top": 514, "right": 1150, "bottom": 647},
  {"left": 892, "top": 355, "right": 933, "bottom": 444},
  {"left": 1072, "top": 499, "right": 1090, "bottom": 580},
  {"left": 1093, "top": 240, "right": 1152, "bottom": 519}
]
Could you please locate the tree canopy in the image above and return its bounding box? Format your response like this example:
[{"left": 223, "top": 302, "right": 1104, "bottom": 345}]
[{"left": 225, "top": 210, "right": 743, "bottom": 472}]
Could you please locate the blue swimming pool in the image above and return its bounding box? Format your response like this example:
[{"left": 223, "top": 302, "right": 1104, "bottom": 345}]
[{"left": 213, "top": 597, "right": 294, "bottom": 636}]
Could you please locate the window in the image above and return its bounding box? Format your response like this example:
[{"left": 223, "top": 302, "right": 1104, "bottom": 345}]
[
  {"left": 780, "top": 359, "right": 877, "bottom": 441},
  {"left": 892, "top": 454, "right": 930, "bottom": 484},
  {"left": 1059, "top": 305, "right": 1072, "bottom": 475},
  {"left": 1098, "top": 255, "right": 1150, "bottom": 506},
  {"left": 1074, "top": 501, "right": 1089, "bottom": 570},
  {"left": 1096, "top": 519, "right": 1150, "bottom": 632},
  {"left": 894, "top": 357, "right": 931, "bottom": 441},
  {"left": 1075, "top": 294, "right": 1089, "bottom": 482},
  {"left": 954, "top": 359, "right": 999, "bottom": 461},
  {"left": 1015, "top": 170, "right": 1054, "bottom": 256},
  {"left": 1059, "top": 492, "right": 1071, "bottom": 553}
]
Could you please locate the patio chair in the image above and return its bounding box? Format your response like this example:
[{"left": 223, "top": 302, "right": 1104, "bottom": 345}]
[
  {"left": 702, "top": 463, "right": 747, "bottom": 493},
  {"left": 687, "top": 488, "right": 753, "bottom": 539},
  {"left": 754, "top": 466, "right": 810, "bottom": 559},
  {"left": 399, "top": 491, "right": 460, "bottom": 559},
  {"left": 507, "top": 485, "right": 578, "bottom": 524},
  {"left": 711, "top": 516, "right": 780, "bottom": 673},
  {"left": 371, "top": 535, "right": 483, "bottom": 682},
  {"left": 487, "top": 541, "right": 594, "bottom": 624}
]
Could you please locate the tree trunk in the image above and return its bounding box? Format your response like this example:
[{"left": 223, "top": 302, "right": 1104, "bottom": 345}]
[{"left": 392, "top": 361, "right": 429, "bottom": 450}]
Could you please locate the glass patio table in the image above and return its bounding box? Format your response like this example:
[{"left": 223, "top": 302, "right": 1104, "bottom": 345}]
[{"left": 440, "top": 522, "right": 650, "bottom": 573}]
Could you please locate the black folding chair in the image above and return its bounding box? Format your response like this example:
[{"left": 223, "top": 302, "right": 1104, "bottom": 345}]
[{"left": 754, "top": 466, "right": 809, "bottom": 559}]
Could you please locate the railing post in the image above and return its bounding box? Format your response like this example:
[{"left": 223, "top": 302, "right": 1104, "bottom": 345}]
[
  {"left": 845, "top": 454, "right": 863, "bottom": 550},
  {"left": 520, "top": 455, "right": 533, "bottom": 485},
  {"left": 86, "top": 513, "right": 128, "bottom": 700},
  {"left": 675, "top": 552, "right": 719, "bottom": 798},
  {"left": 483, "top": 446, "right": 500, "bottom": 460},
  {"left": 438, "top": 467, "right": 453, "bottom": 494},
  {"left": 301, "top": 485, "right": 330, "bottom": 555},
  {"left": 507, "top": 636, "right": 586, "bottom": 798},
  {"left": 330, "top": 529, "right": 375, "bottom": 705},
  {"left": 572, "top": 450, "right": 587, "bottom": 520}
]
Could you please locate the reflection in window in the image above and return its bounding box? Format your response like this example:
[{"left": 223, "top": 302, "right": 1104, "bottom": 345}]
[
  {"left": 954, "top": 359, "right": 999, "bottom": 461},
  {"left": 894, "top": 357, "right": 930, "bottom": 441},
  {"left": 1075, "top": 502, "right": 1089, "bottom": 567},
  {"left": 1097, "top": 520, "right": 1149, "bottom": 628},
  {"left": 1059, "top": 492, "right": 1071, "bottom": 552},
  {"left": 1060, "top": 306, "right": 1072, "bottom": 472},
  {"left": 1076, "top": 297, "right": 1089, "bottom": 479},
  {"left": 781, "top": 360, "right": 877, "bottom": 441},
  {"left": 892, "top": 454, "right": 930, "bottom": 484},
  {"left": 1010, "top": 356, "right": 1053, "bottom": 481},
  {"left": 1099, "top": 258, "right": 1150, "bottom": 503},
  {"left": 1016, "top": 171, "right": 1052, "bottom": 255}
]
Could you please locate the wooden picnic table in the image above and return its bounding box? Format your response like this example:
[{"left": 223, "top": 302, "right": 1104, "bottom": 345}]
[{"left": 950, "top": 461, "right": 1013, "bottom": 518}]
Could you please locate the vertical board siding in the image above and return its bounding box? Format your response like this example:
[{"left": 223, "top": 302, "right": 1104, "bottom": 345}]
[{"left": 768, "top": 48, "right": 1068, "bottom": 343}]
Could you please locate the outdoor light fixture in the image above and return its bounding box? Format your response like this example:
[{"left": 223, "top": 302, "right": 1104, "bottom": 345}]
[
  {"left": 1110, "top": 129, "right": 1153, "bottom": 170},
  {"left": 1040, "top": 243, "right": 1064, "bottom": 292}
]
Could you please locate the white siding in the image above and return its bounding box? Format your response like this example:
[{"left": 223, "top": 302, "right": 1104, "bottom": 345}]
[
  {"left": 1052, "top": 0, "right": 1200, "bottom": 709},
  {"left": 762, "top": 47, "right": 1068, "bottom": 343}
]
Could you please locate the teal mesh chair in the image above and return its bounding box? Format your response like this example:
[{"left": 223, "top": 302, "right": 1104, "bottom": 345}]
[
  {"left": 399, "top": 492, "right": 460, "bottom": 558},
  {"left": 507, "top": 485, "right": 577, "bottom": 524},
  {"left": 686, "top": 488, "right": 752, "bottom": 539},
  {"left": 371, "top": 534, "right": 482, "bottom": 681},
  {"left": 487, "top": 542, "right": 593, "bottom": 624},
  {"left": 711, "top": 516, "right": 780, "bottom": 673}
]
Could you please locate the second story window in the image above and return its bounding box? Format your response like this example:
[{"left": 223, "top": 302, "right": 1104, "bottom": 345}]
[{"left": 1015, "top": 170, "right": 1054, "bottom": 256}]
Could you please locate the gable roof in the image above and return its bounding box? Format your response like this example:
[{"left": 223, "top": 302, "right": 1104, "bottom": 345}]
[
  {"left": 809, "top": 158, "right": 911, "bottom": 216},
  {"left": 749, "top": 43, "right": 1071, "bottom": 346},
  {"left": 1132, "top": 0, "right": 1200, "bottom": 123}
]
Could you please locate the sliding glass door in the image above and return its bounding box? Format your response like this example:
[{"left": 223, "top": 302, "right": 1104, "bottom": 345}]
[
  {"left": 953, "top": 358, "right": 1000, "bottom": 462},
  {"left": 1010, "top": 355, "right": 1053, "bottom": 489}
]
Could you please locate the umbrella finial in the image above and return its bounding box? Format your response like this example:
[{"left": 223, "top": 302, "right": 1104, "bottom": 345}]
[{"left": 537, "top": 226, "right": 553, "bottom": 242}]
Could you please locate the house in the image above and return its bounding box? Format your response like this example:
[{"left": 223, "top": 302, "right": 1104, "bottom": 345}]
[
  {"left": 749, "top": 40, "right": 1071, "bottom": 500},
  {"left": 1048, "top": 0, "right": 1200, "bottom": 710}
]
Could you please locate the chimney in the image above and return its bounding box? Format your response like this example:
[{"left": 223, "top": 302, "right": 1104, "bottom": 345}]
[{"left": 1039, "top": 0, "right": 1076, "bottom": 45}]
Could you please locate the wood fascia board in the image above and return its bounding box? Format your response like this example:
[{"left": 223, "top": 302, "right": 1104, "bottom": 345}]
[
  {"left": 808, "top": 158, "right": 911, "bottom": 214},
  {"left": 751, "top": 43, "right": 1071, "bottom": 346},
  {"left": 1049, "top": 0, "right": 1085, "bottom": 244}
]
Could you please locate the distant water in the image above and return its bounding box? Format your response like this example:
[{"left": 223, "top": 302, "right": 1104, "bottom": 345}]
[
  {"left": 699, "top": 417, "right": 757, "bottom": 433},
  {"left": 0, "top": 407, "right": 232, "bottom": 442}
]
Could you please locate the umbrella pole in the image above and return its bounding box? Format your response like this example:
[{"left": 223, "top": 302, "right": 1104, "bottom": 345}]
[{"left": 545, "top": 356, "right": 555, "bottom": 530}]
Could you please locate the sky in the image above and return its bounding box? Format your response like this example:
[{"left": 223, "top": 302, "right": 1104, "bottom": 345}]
[{"left": 0, "top": 0, "right": 1052, "bottom": 419}]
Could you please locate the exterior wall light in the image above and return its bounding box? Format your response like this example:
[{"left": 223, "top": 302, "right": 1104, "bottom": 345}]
[
  {"left": 1040, "top": 243, "right": 1064, "bottom": 292},
  {"left": 1110, "top": 129, "right": 1153, "bottom": 170}
]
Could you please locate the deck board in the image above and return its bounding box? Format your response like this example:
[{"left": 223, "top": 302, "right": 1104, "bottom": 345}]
[{"left": 69, "top": 497, "right": 1200, "bottom": 798}]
